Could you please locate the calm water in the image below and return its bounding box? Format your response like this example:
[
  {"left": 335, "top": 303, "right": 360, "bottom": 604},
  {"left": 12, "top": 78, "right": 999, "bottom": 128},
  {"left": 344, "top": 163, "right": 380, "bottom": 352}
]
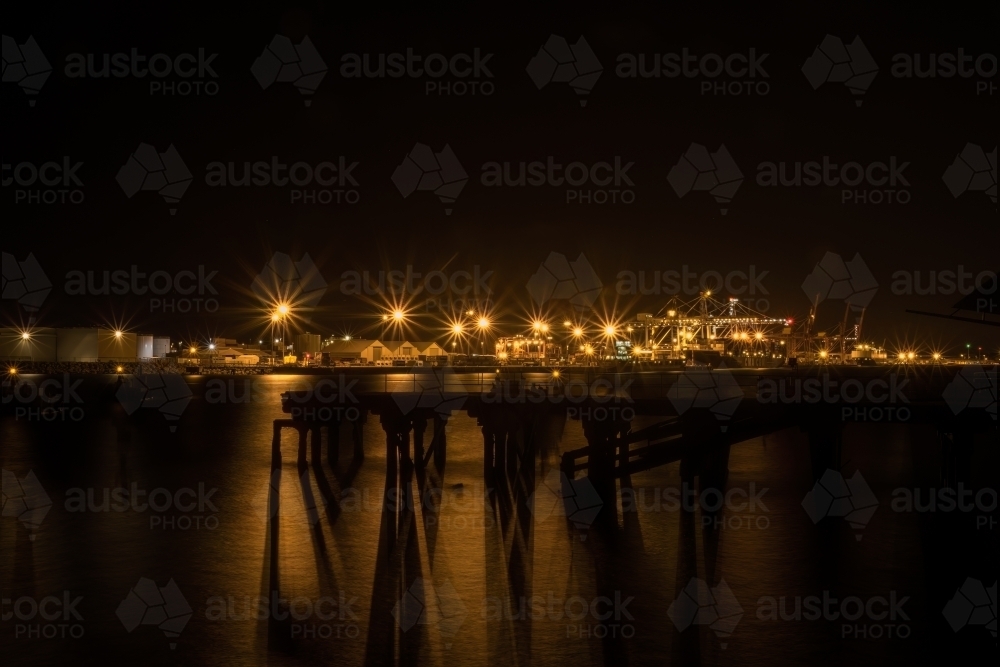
[{"left": 1, "top": 375, "right": 995, "bottom": 666}]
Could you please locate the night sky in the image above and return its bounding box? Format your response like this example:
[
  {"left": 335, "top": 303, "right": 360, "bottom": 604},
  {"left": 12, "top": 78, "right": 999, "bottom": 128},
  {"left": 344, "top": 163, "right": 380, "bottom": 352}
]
[{"left": 3, "top": 3, "right": 997, "bottom": 354}]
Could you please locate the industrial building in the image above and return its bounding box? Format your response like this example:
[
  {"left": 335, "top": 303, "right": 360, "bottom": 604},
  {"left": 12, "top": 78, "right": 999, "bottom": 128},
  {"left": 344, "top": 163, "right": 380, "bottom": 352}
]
[
  {"left": 294, "top": 333, "right": 322, "bottom": 358},
  {"left": 321, "top": 339, "right": 385, "bottom": 363},
  {"left": 0, "top": 327, "right": 171, "bottom": 362}
]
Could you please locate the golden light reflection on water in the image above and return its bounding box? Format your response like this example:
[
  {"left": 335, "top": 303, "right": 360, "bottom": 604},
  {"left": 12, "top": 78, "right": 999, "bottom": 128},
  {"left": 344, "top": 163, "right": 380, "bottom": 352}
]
[{"left": 1, "top": 374, "right": 957, "bottom": 666}]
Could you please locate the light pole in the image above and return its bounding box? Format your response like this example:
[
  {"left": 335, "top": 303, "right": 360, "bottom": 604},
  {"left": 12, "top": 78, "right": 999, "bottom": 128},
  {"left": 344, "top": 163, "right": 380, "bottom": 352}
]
[{"left": 476, "top": 315, "right": 491, "bottom": 357}]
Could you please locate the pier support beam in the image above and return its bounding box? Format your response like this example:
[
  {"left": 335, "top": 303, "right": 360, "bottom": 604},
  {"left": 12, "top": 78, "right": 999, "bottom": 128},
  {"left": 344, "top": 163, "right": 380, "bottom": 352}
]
[
  {"left": 328, "top": 419, "right": 341, "bottom": 466},
  {"left": 297, "top": 427, "right": 308, "bottom": 467},
  {"left": 310, "top": 426, "right": 322, "bottom": 467},
  {"left": 582, "top": 416, "right": 631, "bottom": 528},
  {"left": 380, "top": 415, "right": 414, "bottom": 555},
  {"left": 432, "top": 414, "right": 448, "bottom": 468},
  {"left": 939, "top": 429, "right": 974, "bottom": 489},
  {"left": 805, "top": 418, "right": 843, "bottom": 482},
  {"left": 352, "top": 414, "right": 366, "bottom": 461},
  {"left": 412, "top": 418, "right": 427, "bottom": 468}
]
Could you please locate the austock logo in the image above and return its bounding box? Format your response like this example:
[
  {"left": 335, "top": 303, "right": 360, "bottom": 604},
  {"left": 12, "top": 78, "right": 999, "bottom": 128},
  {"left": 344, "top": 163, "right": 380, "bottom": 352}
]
[
  {"left": 250, "top": 252, "right": 328, "bottom": 308},
  {"left": 116, "top": 578, "right": 192, "bottom": 649},
  {"left": 115, "top": 373, "right": 193, "bottom": 431},
  {"left": 942, "top": 143, "right": 997, "bottom": 205},
  {"left": 64, "top": 47, "right": 219, "bottom": 96},
  {"left": 254, "top": 469, "right": 329, "bottom": 527},
  {"left": 3, "top": 156, "right": 85, "bottom": 205},
  {"left": 666, "top": 366, "right": 743, "bottom": 431},
  {"left": 801, "top": 35, "right": 878, "bottom": 106},
  {"left": 667, "top": 143, "right": 743, "bottom": 215},
  {"left": 526, "top": 251, "right": 603, "bottom": 311},
  {"left": 391, "top": 366, "right": 468, "bottom": 420},
  {"left": 3, "top": 373, "right": 86, "bottom": 422},
  {"left": 756, "top": 155, "right": 911, "bottom": 205},
  {"left": 63, "top": 264, "right": 220, "bottom": 314},
  {"left": 756, "top": 590, "right": 911, "bottom": 639},
  {"left": 205, "top": 156, "right": 360, "bottom": 205},
  {"left": 892, "top": 49, "right": 997, "bottom": 96},
  {"left": 526, "top": 35, "right": 602, "bottom": 106},
  {"left": 943, "top": 578, "right": 997, "bottom": 637},
  {"left": 480, "top": 156, "right": 635, "bottom": 204},
  {"left": 757, "top": 373, "right": 912, "bottom": 423},
  {"left": 801, "top": 252, "right": 878, "bottom": 311},
  {"left": 1, "top": 34, "right": 52, "bottom": 105},
  {"left": 1, "top": 469, "right": 52, "bottom": 540},
  {"left": 667, "top": 578, "right": 743, "bottom": 649},
  {"left": 393, "top": 578, "right": 468, "bottom": 648},
  {"left": 942, "top": 365, "right": 997, "bottom": 420},
  {"left": 64, "top": 481, "right": 219, "bottom": 531},
  {"left": 204, "top": 590, "right": 359, "bottom": 640},
  {"left": 340, "top": 47, "right": 494, "bottom": 97},
  {"left": 1, "top": 590, "right": 85, "bottom": 640},
  {"left": 615, "top": 265, "right": 769, "bottom": 301},
  {"left": 251, "top": 35, "right": 327, "bottom": 106},
  {"left": 392, "top": 143, "right": 468, "bottom": 214},
  {"left": 116, "top": 143, "right": 193, "bottom": 215},
  {"left": 528, "top": 469, "right": 604, "bottom": 534},
  {"left": 2, "top": 252, "right": 51, "bottom": 310},
  {"left": 617, "top": 47, "right": 770, "bottom": 97},
  {"left": 802, "top": 469, "right": 879, "bottom": 540}
]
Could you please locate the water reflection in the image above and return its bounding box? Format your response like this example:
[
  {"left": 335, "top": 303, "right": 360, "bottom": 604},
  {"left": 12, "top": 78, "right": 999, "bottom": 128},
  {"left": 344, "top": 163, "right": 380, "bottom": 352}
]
[{"left": 1, "top": 374, "right": 995, "bottom": 666}]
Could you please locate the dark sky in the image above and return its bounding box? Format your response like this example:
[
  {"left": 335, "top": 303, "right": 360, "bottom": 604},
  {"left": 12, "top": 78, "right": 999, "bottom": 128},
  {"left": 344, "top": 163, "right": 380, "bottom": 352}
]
[{"left": 3, "top": 2, "right": 997, "bottom": 355}]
